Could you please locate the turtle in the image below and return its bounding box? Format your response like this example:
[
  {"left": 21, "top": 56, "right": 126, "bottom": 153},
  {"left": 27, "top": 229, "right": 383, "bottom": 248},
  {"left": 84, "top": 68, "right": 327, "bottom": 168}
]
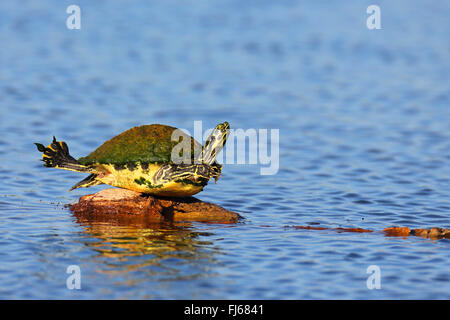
[{"left": 35, "top": 122, "right": 230, "bottom": 197}]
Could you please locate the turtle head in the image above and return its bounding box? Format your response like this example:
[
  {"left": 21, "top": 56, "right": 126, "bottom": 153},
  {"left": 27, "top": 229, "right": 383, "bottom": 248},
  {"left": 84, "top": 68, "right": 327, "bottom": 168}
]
[{"left": 201, "top": 121, "right": 230, "bottom": 165}]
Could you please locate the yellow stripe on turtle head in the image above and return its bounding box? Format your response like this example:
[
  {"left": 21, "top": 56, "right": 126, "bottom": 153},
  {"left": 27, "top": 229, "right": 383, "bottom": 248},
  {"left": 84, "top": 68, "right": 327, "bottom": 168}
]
[{"left": 201, "top": 121, "right": 230, "bottom": 165}]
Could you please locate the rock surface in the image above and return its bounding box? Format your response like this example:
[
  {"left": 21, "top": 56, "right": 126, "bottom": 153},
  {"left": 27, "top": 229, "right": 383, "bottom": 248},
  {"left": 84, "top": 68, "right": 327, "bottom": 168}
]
[
  {"left": 289, "top": 225, "right": 450, "bottom": 240},
  {"left": 384, "top": 227, "right": 450, "bottom": 239},
  {"left": 69, "top": 188, "right": 241, "bottom": 223}
]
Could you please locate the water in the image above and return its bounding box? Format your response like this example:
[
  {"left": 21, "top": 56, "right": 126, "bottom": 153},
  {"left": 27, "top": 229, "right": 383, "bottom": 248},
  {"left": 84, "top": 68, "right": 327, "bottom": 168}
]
[{"left": 0, "top": 0, "right": 449, "bottom": 299}]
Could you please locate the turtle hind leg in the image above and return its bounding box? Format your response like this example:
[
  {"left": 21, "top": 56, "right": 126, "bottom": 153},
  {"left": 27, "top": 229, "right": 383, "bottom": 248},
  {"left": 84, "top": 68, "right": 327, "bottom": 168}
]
[
  {"left": 35, "top": 136, "right": 90, "bottom": 172},
  {"left": 153, "top": 163, "right": 220, "bottom": 185},
  {"left": 69, "top": 174, "right": 103, "bottom": 191}
]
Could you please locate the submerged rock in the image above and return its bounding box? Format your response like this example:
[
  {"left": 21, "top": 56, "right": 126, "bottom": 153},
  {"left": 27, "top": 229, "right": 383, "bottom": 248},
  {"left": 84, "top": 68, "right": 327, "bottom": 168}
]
[
  {"left": 384, "top": 227, "right": 450, "bottom": 239},
  {"left": 411, "top": 227, "right": 450, "bottom": 239},
  {"left": 383, "top": 227, "right": 411, "bottom": 237},
  {"left": 69, "top": 188, "right": 241, "bottom": 224},
  {"left": 288, "top": 225, "right": 450, "bottom": 240}
]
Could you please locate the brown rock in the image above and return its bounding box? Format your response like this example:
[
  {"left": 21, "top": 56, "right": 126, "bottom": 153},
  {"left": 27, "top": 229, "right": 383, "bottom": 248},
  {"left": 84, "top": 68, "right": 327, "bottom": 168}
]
[
  {"left": 290, "top": 226, "right": 373, "bottom": 233},
  {"left": 291, "top": 226, "right": 328, "bottom": 231},
  {"left": 289, "top": 225, "right": 450, "bottom": 240},
  {"left": 333, "top": 227, "right": 373, "bottom": 233},
  {"left": 411, "top": 227, "right": 450, "bottom": 239},
  {"left": 69, "top": 188, "right": 241, "bottom": 224},
  {"left": 383, "top": 227, "right": 411, "bottom": 237},
  {"left": 412, "top": 228, "right": 429, "bottom": 238}
]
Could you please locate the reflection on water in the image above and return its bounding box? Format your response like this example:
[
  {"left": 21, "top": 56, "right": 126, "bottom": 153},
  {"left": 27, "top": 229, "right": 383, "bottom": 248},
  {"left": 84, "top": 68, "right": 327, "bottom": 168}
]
[{"left": 74, "top": 214, "right": 218, "bottom": 281}]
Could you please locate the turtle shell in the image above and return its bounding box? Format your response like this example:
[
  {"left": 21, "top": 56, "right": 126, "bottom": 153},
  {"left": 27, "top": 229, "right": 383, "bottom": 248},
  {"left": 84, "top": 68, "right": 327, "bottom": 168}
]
[{"left": 78, "top": 124, "right": 202, "bottom": 165}]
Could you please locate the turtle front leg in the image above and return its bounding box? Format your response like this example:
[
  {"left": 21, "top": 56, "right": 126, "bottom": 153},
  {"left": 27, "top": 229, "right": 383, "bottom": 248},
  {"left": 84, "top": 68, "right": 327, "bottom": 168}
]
[{"left": 153, "top": 163, "right": 222, "bottom": 185}]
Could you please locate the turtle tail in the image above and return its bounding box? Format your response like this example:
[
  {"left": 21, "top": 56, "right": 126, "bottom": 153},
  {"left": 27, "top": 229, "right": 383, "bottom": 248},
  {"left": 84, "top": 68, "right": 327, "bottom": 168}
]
[
  {"left": 69, "top": 173, "right": 103, "bottom": 191},
  {"left": 34, "top": 136, "right": 90, "bottom": 172}
]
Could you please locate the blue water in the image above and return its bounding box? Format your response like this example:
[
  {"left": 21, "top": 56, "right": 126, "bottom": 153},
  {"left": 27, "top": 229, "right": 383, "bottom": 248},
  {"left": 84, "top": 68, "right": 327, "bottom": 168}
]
[{"left": 0, "top": 0, "right": 449, "bottom": 299}]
